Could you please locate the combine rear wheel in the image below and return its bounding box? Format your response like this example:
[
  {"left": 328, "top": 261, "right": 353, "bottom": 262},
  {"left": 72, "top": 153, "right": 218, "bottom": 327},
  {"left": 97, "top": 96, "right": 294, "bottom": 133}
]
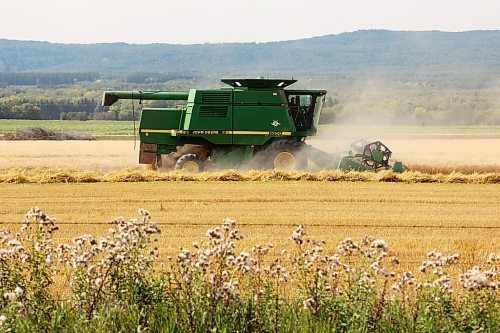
[
  {"left": 262, "top": 140, "right": 308, "bottom": 170},
  {"left": 175, "top": 154, "right": 205, "bottom": 172}
]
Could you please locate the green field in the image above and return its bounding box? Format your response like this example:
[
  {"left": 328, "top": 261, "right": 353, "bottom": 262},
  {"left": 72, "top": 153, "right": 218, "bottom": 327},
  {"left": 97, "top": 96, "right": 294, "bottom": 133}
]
[
  {"left": 1, "top": 119, "right": 500, "bottom": 138},
  {"left": 0, "top": 119, "right": 138, "bottom": 136}
]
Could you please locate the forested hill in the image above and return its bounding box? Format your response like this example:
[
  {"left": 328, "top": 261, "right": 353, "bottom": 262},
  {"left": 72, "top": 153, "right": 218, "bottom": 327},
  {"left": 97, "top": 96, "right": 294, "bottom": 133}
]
[{"left": 1, "top": 30, "right": 500, "bottom": 82}]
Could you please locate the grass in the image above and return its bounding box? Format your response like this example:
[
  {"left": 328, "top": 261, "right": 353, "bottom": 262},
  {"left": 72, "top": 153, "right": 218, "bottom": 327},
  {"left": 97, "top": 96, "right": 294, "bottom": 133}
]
[
  {"left": 0, "top": 119, "right": 137, "bottom": 136},
  {"left": 1, "top": 119, "right": 500, "bottom": 138}
]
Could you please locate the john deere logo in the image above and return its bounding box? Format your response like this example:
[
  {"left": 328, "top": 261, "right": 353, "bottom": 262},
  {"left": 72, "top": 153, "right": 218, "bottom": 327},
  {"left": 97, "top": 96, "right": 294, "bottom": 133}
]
[{"left": 271, "top": 120, "right": 281, "bottom": 127}]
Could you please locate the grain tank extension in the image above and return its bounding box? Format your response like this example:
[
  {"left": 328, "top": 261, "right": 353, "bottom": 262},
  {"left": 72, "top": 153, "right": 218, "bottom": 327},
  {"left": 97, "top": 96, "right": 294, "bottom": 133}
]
[{"left": 102, "top": 78, "right": 403, "bottom": 172}]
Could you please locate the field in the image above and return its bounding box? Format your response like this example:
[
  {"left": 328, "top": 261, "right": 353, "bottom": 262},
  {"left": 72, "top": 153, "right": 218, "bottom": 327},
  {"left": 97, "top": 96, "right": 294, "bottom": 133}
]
[
  {"left": 0, "top": 141, "right": 138, "bottom": 170},
  {"left": 0, "top": 121, "right": 499, "bottom": 331},
  {"left": 1, "top": 180, "right": 498, "bottom": 331},
  {"left": 0, "top": 119, "right": 138, "bottom": 137},
  {"left": 1, "top": 120, "right": 500, "bottom": 170},
  {"left": 1, "top": 136, "right": 500, "bottom": 172},
  {"left": 2, "top": 138, "right": 500, "bottom": 171},
  {"left": 0, "top": 123, "right": 499, "bottom": 265},
  {"left": 2, "top": 119, "right": 500, "bottom": 137},
  {"left": 1, "top": 180, "right": 498, "bottom": 264}
]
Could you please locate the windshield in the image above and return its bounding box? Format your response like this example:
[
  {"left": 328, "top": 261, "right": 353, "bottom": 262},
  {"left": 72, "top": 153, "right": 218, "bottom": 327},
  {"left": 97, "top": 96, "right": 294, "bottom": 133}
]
[{"left": 311, "top": 95, "right": 325, "bottom": 130}]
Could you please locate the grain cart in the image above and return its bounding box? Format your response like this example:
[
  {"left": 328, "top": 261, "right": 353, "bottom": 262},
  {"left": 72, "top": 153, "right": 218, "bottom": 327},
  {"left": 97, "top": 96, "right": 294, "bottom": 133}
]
[{"left": 102, "top": 78, "right": 403, "bottom": 172}]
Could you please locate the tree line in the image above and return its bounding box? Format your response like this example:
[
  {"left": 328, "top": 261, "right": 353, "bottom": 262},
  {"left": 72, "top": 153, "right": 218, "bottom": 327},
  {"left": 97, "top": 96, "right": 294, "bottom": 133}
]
[
  {"left": 1, "top": 78, "right": 499, "bottom": 125},
  {"left": 0, "top": 78, "right": 192, "bottom": 121},
  {"left": 0, "top": 72, "right": 192, "bottom": 87}
]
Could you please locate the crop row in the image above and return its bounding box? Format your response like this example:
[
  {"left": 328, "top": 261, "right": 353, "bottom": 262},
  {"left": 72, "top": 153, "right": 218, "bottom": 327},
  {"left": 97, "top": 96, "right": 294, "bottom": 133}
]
[{"left": 0, "top": 168, "right": 499, "bottom": 184}]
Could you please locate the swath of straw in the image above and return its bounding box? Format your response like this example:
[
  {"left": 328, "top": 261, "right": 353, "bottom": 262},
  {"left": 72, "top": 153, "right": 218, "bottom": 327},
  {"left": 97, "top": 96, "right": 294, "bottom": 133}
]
[{"left": 0, "top": 168, "right": 499, "bottom": 184}]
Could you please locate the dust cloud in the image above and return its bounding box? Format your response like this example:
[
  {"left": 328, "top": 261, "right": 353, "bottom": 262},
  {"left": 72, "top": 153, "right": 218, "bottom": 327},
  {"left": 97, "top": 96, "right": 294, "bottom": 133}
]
[{"left": 306, "top": 77, "right": 500, "bottom": 168}]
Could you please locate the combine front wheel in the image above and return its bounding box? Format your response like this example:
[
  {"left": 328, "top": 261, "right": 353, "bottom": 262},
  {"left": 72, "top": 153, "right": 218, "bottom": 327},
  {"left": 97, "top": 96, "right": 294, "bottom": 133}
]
[
  {"left": 273, "top": 151, "right": 296, "bottom": 170},
  {"left": 175, "top": 154, "right": 205, "bottom": 172}
]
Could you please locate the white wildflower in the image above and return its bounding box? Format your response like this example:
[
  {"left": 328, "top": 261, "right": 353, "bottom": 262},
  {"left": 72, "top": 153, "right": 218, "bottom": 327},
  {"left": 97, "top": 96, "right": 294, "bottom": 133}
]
[
  {"left": 337, "top": 237, "right": 359, "bottom": 254},
  {"left": 303, "top": 297, "right": 316, "bottom": 310},
  {"left": 3, "top": 292, "right": 16, "bottom": 301},
  {"left": 390, "top": 256, "right": 400, "bottom": 265},
  {"left": 371, "top": 239, "right": 389, "bottom": 253},
  {"left": 291, "top": 225, "right": 305, "bottom": 245},
  {"left": 14, "top": 287, "right": 23, "bottom": 297},
  {"left": 460, "top": 266, "right": 497, "bottom": 290}
]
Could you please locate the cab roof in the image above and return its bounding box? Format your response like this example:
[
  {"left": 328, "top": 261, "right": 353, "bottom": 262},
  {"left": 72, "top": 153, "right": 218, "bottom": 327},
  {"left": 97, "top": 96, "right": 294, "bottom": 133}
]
[{"left": 221, "top": 78, "right": 297, "bottom": 89}]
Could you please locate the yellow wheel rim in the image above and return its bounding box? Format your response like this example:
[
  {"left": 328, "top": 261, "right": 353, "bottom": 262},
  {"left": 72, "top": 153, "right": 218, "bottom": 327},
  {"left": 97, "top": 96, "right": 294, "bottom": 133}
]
[
  {"left": 181, "top": 160, "right": 200, "bottom": 173},
  {"left": 273, "top": 151, "right": 296, "bottom": 170}
]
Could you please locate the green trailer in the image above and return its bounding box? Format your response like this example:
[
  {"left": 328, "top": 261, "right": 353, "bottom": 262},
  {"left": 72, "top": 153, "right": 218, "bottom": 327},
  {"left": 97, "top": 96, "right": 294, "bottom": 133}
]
[{"left": 102, "top": 78, "right": 403, "bottom": 172}]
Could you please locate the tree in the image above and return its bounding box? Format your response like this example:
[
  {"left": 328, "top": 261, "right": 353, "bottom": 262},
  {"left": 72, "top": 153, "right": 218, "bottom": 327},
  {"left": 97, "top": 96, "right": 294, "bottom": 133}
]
[
  {"left": 11, "top": 103, "right": 41, "bottom": 119},
  {"left": 107, "top": 104, "right": 121, "bottom": 120}
]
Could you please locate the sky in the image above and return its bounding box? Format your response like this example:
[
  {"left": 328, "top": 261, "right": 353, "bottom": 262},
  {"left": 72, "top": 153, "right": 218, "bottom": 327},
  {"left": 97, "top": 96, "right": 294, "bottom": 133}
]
[{"left": 0, "top": 0, "right": 499, "bottom": 44}]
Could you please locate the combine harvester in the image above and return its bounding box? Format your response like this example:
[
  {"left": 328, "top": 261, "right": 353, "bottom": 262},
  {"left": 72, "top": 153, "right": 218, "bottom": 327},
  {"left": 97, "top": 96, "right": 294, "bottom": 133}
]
[{"left": 102, "top": 78, "right": 403, "bottom": 172}]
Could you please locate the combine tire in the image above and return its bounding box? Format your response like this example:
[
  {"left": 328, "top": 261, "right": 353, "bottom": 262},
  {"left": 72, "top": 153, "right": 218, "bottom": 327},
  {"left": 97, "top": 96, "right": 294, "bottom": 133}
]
[
  {"left": 175, "top": 154, "right": 205, "bottom": 172},
  {"left": 261, "top": 140, "right": 308, "bottom": 170}
]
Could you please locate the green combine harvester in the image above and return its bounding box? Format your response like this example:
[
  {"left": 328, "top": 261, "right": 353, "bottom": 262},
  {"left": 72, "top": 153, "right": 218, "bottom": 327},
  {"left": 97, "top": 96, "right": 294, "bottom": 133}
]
[{"left": 102, "top": 78, "right": 403, "bottom": 172}]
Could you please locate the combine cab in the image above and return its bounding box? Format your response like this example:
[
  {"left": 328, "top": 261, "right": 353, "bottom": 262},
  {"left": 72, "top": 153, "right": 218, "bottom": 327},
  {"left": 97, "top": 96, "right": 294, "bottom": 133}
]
[{"left": 102, "top": 78, "right": 403, "bottom": 172}]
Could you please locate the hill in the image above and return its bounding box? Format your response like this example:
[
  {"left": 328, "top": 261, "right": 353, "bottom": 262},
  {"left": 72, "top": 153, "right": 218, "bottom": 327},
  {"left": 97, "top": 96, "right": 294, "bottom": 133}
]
[
  {"left": 1, "top": 30, "right": 500, "bottom": 125},
  {"left": 1, "top": 30, "right": 500, "bottom": 87}
]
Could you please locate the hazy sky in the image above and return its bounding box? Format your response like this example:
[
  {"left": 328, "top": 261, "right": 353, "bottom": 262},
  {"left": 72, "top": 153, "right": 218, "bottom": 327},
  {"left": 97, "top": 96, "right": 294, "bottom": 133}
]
[{"left": 1, "top": 0, "right": 499, "bottom": 44}]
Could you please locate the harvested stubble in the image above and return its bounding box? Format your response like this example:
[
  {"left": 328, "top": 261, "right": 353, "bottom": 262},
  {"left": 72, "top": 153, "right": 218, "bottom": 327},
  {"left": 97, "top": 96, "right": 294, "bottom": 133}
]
[
  {"left": 406, "top": 163, "right": 500, "bottom": 174},
  {"left": 2, "top": 138, "right": 500, "bottom": 171},
  {"left": 0, "top": 167, "right": 499, "bottom": 184},
  {"left": 0, "top": 180, "right": 498, "bottom": 281}
]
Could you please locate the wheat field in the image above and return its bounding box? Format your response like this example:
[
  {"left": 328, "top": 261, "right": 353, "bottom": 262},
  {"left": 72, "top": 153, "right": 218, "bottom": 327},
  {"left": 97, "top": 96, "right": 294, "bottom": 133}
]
[
  {"left": 1, "top": 181, "right": 498, "bottom": 277},
  {"left": 1, "top": 138, "right": 500, "bottom": 171},
  {"left": 0, "top": 141, "right": 138, "bottom": 170},
  {"left": 0, "top": 136, "right": 499, "bottom": 280}
]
